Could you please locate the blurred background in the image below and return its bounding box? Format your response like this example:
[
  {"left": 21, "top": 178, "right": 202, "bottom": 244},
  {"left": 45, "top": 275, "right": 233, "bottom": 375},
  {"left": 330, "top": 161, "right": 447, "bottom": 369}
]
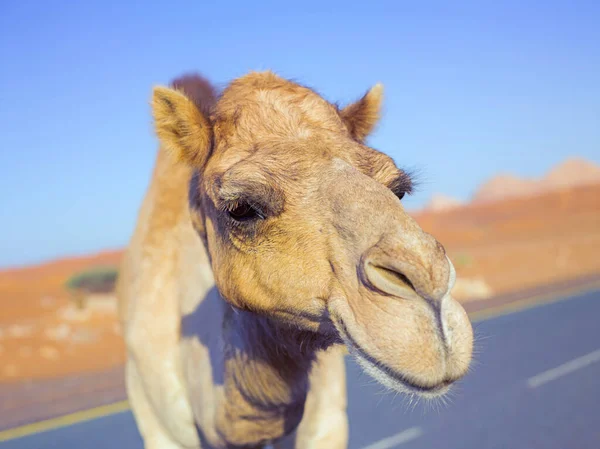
[{"left": 0, "top": 1, "right": 599, "bottom": 448}]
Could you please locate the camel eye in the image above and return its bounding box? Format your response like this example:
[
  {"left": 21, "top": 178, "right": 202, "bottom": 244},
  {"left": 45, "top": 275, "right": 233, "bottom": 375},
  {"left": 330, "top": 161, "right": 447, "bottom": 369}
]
[{"left": 227, "top": 202, "right": 263, "bottom": 222}]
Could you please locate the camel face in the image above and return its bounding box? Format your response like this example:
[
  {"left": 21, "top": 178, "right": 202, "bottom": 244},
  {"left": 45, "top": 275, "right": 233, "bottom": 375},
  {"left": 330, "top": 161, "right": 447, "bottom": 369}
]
[
  {"left": 152, "top": 71, "right": 473, "bottom": 397},
  {"left": 321, "top": 158, "right": 473, "bottom": 396}
]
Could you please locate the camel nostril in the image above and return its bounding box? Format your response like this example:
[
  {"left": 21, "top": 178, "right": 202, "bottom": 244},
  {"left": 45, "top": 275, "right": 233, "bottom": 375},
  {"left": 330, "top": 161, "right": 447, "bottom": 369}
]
[
  {"left": 375, "top": 265, "right": 416, "bottom": 291},
  {"left": 363, "top": 262, "right": 419, "bottom": 299}
]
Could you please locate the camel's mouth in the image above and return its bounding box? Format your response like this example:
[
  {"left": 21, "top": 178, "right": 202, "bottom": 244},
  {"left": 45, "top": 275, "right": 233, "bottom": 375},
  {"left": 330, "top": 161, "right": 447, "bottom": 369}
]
[{"left": 336, "top": 318, "right": 454, "bottom": 397}]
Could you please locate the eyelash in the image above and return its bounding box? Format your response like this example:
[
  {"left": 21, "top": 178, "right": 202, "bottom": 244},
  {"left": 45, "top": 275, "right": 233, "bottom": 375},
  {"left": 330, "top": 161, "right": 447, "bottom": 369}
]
[
  {"left": 222, "top": 200, "right": 266, "bottom": 223},
  {"left": 388, "top": 175, "right": 413, "bottom": 201}
]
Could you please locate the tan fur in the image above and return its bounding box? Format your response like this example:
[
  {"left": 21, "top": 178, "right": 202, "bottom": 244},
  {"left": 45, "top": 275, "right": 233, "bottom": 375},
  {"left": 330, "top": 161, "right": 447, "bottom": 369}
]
[{"left": 118, "top": 70, "right": 474, "bottom": 449}]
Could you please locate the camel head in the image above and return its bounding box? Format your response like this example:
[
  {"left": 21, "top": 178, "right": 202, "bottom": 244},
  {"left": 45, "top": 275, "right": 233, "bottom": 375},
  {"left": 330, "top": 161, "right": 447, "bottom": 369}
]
[{"left": 151, "top": 71, "right": 473, "bottom": 397}]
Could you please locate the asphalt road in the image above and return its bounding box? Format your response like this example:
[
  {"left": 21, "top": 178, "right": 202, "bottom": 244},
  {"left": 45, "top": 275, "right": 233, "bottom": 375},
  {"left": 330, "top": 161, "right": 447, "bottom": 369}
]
[{"left": 2, "top": 288, "right": 600, "bottom": 449}]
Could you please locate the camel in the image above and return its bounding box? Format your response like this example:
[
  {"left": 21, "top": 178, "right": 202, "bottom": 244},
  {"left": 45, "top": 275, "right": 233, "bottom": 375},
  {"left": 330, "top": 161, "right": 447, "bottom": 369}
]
[{"left": 117, "top": 70, "right": 474, "bottom": 449}]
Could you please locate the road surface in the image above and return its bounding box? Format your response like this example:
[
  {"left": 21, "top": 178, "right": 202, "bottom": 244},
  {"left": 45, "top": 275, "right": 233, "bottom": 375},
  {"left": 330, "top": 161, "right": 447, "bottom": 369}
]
[{"left": 1, "top": 288, "right": 600, "bottom": 449}]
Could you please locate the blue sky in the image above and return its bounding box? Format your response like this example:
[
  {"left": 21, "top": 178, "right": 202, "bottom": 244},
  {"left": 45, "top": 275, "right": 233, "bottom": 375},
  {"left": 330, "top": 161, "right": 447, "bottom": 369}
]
[{"left": 1, "top": 0, "right": 599, "bottom": 268}]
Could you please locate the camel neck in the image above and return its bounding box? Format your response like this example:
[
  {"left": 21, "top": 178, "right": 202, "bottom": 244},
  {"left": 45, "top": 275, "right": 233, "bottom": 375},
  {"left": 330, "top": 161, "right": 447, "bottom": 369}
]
[{"left": 215, "top": 307, "right": 322, "bottom": 446}]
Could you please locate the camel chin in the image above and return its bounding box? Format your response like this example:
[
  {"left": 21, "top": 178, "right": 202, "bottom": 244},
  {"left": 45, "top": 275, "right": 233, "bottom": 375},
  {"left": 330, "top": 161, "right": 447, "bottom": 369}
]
[{"left": 346, "top": 337, "right": 453, "bottom": 398}]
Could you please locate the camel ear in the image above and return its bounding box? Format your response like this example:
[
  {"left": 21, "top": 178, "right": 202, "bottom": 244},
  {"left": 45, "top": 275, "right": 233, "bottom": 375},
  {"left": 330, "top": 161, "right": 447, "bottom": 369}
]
[
  {"left": 340, "top": 83, "right": 383, "bottom": 142},
  {"left": 151, "top": 86, "right": 212, "bottom": 167}
]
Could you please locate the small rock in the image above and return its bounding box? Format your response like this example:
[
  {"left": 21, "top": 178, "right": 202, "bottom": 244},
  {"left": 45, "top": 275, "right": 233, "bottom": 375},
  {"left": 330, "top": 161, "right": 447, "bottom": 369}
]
[
  {"left": 452, "top": 277, "right": 493, "bottom": 301},
  {"left": 57, "top": 305, "right": 91, "bottom": 322},
  {"left": 45, "top": 323, "right": 71, "bottom": 341},
  {"left": 7, "top": 324, "right": 34, "bottom": 338}
]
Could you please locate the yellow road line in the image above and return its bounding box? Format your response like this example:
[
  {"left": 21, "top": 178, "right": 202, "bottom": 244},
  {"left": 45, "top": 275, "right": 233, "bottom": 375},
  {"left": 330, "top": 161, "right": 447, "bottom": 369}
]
[
  {"left": 469, "top": 279, "right": 600, "bottom": 323},
  {"left": 1, "top": 279, "right": 599, "bottom": 443},
  {"left": 0, "top": 400, "right": 130, "bottom": 443}
]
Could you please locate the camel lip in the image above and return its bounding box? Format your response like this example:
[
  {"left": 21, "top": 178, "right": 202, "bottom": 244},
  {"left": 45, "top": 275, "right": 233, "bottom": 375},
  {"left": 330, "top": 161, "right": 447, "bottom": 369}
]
[{"left": 336, "top": 317, "right": 453, "bottom": 396}]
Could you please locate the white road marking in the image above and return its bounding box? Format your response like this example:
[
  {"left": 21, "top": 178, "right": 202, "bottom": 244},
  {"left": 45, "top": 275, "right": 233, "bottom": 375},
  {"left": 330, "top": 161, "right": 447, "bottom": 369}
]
[
  {"left": 361, "top": 427, "right": 423, "bottom": 449},
  {"left": 527, "top": 348, "right": 600, "bottom": 388}
]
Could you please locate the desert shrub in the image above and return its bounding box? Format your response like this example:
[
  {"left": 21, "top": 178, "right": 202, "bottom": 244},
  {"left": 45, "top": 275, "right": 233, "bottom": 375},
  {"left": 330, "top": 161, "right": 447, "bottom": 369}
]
[
  {"left": 65, "top": 266, "right": 118, "bottom": 310},
  {"left": 65, "top": 266, "right": 119, "bottom": 295}
]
